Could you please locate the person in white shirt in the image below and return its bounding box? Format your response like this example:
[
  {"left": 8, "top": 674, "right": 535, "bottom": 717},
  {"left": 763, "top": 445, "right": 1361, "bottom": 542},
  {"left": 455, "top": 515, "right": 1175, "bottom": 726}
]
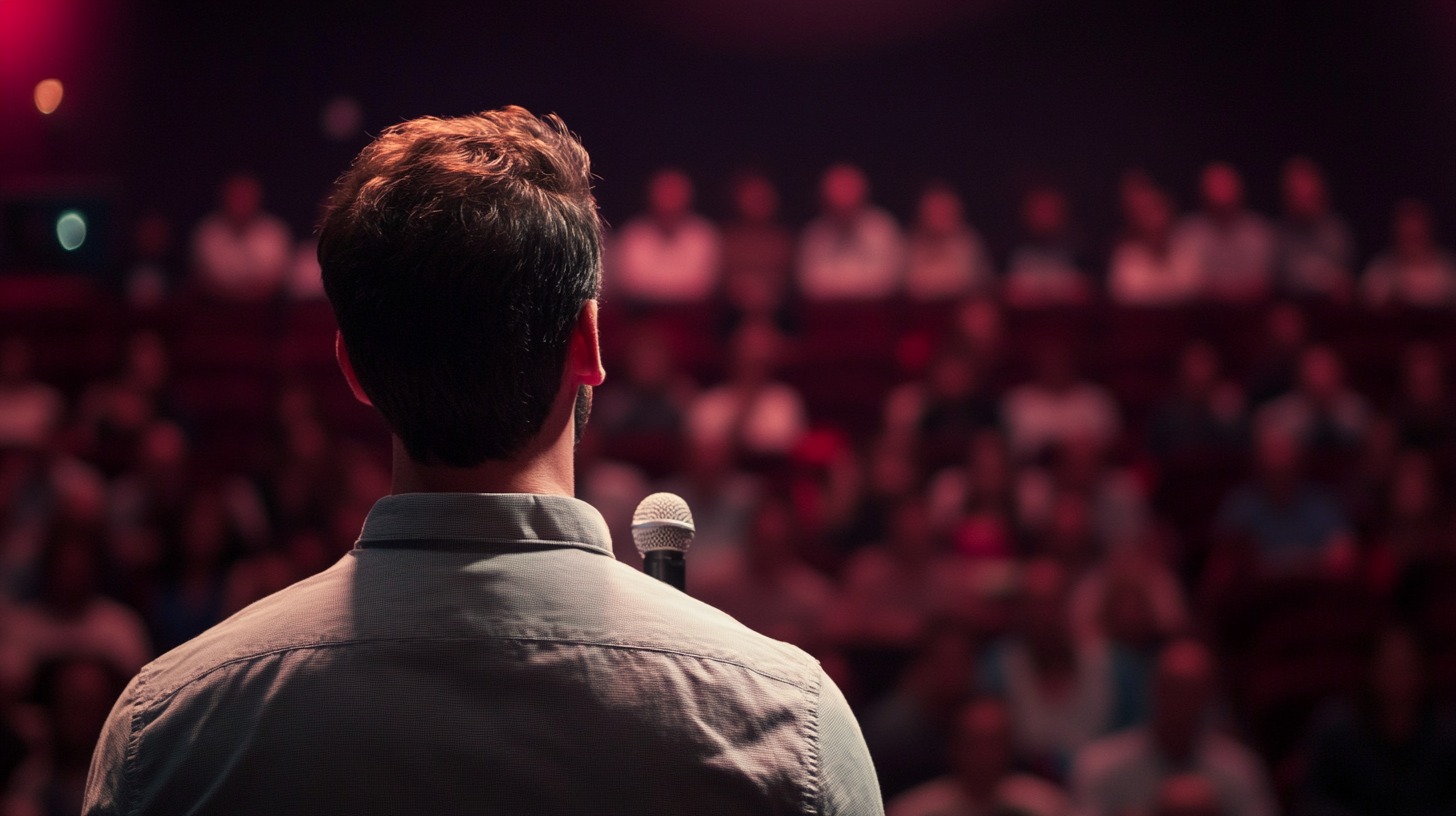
[
  {"left": 1002, "top": 345, "right": 1120, "bottom": 462},
  {"left": 1069, "top": 640, "right": 1276, "bottom": 816},
  {"left": 1169, "top": 163, "right": 1275, "bottom": 303},
  {"left": 190, "top": 174, "right": 292, "bottom": 301},
  {"left": 608, "top": 167, "right": 721, "bottom": 303},
  {"left": 1362, "top": 198, "right": 1456, "bottom": 308},
  {"left": 686, "top": 319, "right": 808, "bottom": 458},
  {"left": 797, "top": 164, "right": 905, "bottom": 300},
  {"left": 1108, "top": 181, "right": 1200, "bottom": 305},
  {"left": 905, "top": 183, "right": 995, "bottom": 301}
]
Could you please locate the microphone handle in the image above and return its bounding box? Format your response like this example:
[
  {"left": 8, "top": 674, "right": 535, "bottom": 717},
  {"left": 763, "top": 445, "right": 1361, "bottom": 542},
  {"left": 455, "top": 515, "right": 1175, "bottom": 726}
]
[{"left": 643, "top": 550, "right": 685, "bottom": 593}]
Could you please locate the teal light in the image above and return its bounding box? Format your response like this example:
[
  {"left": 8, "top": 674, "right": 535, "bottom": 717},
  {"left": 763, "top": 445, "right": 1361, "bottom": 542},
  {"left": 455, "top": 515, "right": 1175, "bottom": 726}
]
[{"left": 56, "top": 210, "right": 87, "bottom": 251}]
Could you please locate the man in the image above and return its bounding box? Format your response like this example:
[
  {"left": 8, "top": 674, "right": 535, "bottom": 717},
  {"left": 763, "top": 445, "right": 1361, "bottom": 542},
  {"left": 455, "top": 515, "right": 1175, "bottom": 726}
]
[
  {"left": 1169, "top": 162, "right": 1275, "bottom": 302},
  {"left": 1068, "top": 640, "right": 1276, "bottom": 816},
  {"left": 189, "top": 173, "right": 293, "bottom": 301},
  {"left": 797, "top": 163, "right": 904, "bottom": 300},
  {"left": 608, "top": 167, "right": 721, "bottom": 303},
  {"left": 84, "top": 107, "right": 881, "bottom": 815}
]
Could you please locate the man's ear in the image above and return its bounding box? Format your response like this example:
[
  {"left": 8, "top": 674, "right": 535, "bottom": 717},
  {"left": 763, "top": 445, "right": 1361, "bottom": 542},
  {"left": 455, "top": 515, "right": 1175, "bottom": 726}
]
[
  {"left": 335, "top": 331, "right": 373, "bottom": 406},
  {"left": 568, "top": 300, "right": 607, "bottom": 388}
]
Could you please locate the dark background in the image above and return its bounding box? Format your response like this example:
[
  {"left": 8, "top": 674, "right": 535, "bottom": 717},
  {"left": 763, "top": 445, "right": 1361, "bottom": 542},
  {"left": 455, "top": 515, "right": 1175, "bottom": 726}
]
[{"left": 4, "top": 0, "right": 1456, "bottom": 263}]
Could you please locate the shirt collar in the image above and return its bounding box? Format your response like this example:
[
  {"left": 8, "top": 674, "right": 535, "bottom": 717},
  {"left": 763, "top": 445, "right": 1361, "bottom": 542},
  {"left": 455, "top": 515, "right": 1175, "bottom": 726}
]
[{"left": 355, "top": 492, "right": 613, "bottom": 557}]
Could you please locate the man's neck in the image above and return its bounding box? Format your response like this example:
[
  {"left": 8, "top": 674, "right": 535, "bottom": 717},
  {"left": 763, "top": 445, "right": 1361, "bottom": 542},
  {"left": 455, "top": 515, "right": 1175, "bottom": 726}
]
[{"left": 388, "top": 434, "right": 576, "bottom": 497}]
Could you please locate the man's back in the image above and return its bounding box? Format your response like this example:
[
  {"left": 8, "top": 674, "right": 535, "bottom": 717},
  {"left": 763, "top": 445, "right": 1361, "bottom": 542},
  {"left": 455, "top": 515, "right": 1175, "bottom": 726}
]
[{"left": 85, "top": 494, "right": 880, "bottom": 815}]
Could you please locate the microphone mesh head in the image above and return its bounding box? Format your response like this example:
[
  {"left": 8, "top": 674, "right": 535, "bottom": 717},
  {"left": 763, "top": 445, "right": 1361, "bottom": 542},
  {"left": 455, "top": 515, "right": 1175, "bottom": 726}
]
[{"left": 631, "top": 492, "right": 695, "bottom": 555}]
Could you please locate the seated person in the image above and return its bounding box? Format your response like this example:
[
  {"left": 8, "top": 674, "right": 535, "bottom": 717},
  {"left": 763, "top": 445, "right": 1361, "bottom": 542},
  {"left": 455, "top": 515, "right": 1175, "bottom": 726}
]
[
  {"left": 1004, "top": 185, "right": 1093, "bottom": 307},
  {"left": 904, "top": 183, "right": 995, "bottom": 301},
  {"left": 607, "top": 167, "right": 721, "bottom": 303},
  {"left": 1255, "top": 344, "right": 1370, "bottom": 452},
  {"left": 1108, "top": 180, "right": 1200, "bottom": 305},
  {"left": 1002, "top": 344, "right": 1120, "bottom": 462},
  {"left": 889, "top": 697, "right": 1070, "bottom": 816},
  {"left": 797, "top": 164, "right": 905, "bottom": 300},
  {"left": 1069, "top": 639, "right": 1277, "bottom": 816},
  {"left": 1275, "top": 157, "right": 1355, "bottom": 301},
  {"left": 685, "top": 320, "right": 807, "bottom": 460},
  {"left": 1362, "top": 199, "right": 1456, "bottom": 308},
  {"left": 190, "top": 173, "right": 292, "bottom": 302},
  {"left": 1169, "top": 163, "right": 1274, "bottom": 302}
]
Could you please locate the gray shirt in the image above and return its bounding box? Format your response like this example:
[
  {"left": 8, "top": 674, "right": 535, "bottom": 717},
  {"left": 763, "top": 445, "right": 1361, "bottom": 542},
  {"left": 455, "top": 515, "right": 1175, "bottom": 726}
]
[{"left": 84, "top": 492, "right": 882, "bottom": 815}]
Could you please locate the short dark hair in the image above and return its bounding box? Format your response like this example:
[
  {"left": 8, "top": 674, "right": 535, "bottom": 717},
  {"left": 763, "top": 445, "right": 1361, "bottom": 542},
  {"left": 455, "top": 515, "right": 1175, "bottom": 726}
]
[{"left": 319, "top": 106, "right": 602, "bottom": 466}]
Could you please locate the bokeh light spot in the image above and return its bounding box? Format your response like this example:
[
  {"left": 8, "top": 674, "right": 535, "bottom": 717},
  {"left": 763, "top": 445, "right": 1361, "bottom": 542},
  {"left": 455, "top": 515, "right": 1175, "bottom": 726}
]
[
  {"left": 56, "top": 210, "right": 87, "bottom": 251},
  {"left": 34, "top": 78, "right": 64, "bottom": 115}
]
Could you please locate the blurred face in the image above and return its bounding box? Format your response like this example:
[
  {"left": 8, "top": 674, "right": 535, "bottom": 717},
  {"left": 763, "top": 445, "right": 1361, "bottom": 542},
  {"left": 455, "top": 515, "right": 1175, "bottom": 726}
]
[
  {"left": 1395, "top": 203, "right": 1433, "bottom": 253},
  {"left": 1178, "top": 343, "right": 1219, "bottom": 394},
  {"left": 1200, "top": 163, "right": 1243, "bottom": 212},
  {"left": 918, "top": 188, "right": 964, "bottom": 234},
  {"left": 648, "top": 170, "right": 693, "bottom": 220},
  {"left": 950, "top": 701, "right": 1013, "bottom": 796},
  {"left": 139, "top": 421, "right": 187, "bottom": 470},
  {"left": 1153, "top": 641, "right": 1215, "bottom": 755},
  {"left": 222, "top": 175, "right": 263, "bottom": 223},
  {"left": 1298, "top": 346, "right": 1344, "bottom": 401},
  {"left": 1283, "top": 160, "right": 1328, "bottom": 220},
  {"left": 1129, "top": 187, "right": 1174, "bottom": 238},
  {"left": 1022, "top": 188, "right": 1068, "bottom": 237},
  {"left": 821, "top": 165, "right": 869, "bottom": 217},
  {"left": 1372, "top": 629, "right": 1426, "bottom": 710},
  {"left": 734, "top": 175, "right": 779, "bottom": 222}
]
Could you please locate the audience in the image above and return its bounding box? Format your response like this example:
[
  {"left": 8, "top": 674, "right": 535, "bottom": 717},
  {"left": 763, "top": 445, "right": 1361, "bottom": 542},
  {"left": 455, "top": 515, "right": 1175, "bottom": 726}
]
[
  {"left": 798, "top": 164, "right": 905, "bottom": 300},
  {"left": 7, "top": 157, "right": 1456, "bottom": 811}
]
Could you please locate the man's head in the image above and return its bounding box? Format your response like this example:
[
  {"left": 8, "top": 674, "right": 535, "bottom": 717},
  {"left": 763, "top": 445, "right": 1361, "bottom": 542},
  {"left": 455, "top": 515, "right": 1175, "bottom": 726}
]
[
  {"left": 319, "top": 107, "right": 603, "bottom": 467},
  {"left": 1282, "top": 156, "right": 1329, "bottom": 221},
  {"left": 220, "top": 173, "right": 264, "bottom": 226},
  {"left": 1199, "top": 162, "right": 1244, "bottom": 214},
  {"left": 647, "top": 168, "right": 693, "bottom": 222},
  {"left": 820, "top": 164, "right": 869, "bottom": 218}
]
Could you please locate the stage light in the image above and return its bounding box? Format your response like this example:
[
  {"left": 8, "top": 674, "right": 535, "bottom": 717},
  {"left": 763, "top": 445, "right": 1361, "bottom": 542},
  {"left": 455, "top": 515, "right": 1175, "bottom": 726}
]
[
  {"left": 56, "top": 210, "right": 86, "bottom": 251},
  {"left": 34, "top": 78, "right": 64, "bottom": 115}
]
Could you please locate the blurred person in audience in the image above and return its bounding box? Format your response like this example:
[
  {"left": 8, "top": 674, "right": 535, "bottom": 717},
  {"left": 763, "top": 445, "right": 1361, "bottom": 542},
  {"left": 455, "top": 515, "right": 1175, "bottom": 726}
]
[
  {"left": 720, "top": 171, "right": 797, "bottom": 333},
  {"left": 608, "top": 167, "right": 721, "bottom": 303},
  {"left": 1362, "top": 199, "right": 1456, "bottom": 308},
  {"left": 0, "top": 339, "right": 63, "bottom": 453},
  {"left": 1393, "top": 341, "right": 1456, "bottom": 451},
  {"left": 592, "top": 323, "right": 694, "bottom": 439},
  {"left": 928, "top": 428, "right": 1016, "bottom": 539},
  {"left": 105, "top": 421, "right": 191, "bottom": 542},
  {"left": 0, "top": 426, "right": 107, "bottom": 600},
  {"left": 1002, "top": 343, "right": 1121, "bottom": 462},
  {"left": 119, "top": 212, "right": 177, "bottom": 307},
  {"left": 1169, "top": 162, "right": 1275, "bottom": 302},
  {"left": 830, "top": 495, "right": 962, "bottom": 650},
  {"left": 1365, "top": 451, "right": 1448, "bottom": 593},
  {"left": 1004, "top": 184, "right": 1093, "bottom": 307},
  {"left": 1341, "top": 416, "right": 1403, "bottom": 535},
  {"left": 1147, "top": 341, "right": 1246, "bottom": 460},
  {"left": 1069, "top": 639, "right": 1276, "bottom": 816},
  {"left": 693, "top": 496, "right": 835, "bottom": 648},
  {"left": 0, "top": 522, "right": 150, "bottom": 699},
  {"left": 1299, "top": 626, "right": 1456, "bottom": 816},
  {"left": 888, "top": 697, "right": 1071, "bottom": 816},
  {"left": 74, "top": 330, "right": 179, "bottom": 477},
  {"left": 1214, "top": 423, "right": 1355, "bottom": 577},
  {"left": 657, "top": 437, "right": 761, "bottom": 582},
  {"left": 1109, "top": 181, "right": 1201, "bottom": 306},
  {"left": 883, "top": 344, "right": 999, "bottom": 448},
  {"left": 979, "top": 559, "right": 1148, "bottom": 780},
  {"left": 1016, "top": 434, "right": 1150, "bottom": 555},
  {"left": 1069, "top": 543, "right": 1189, "bottom": 655},
  {"left": 1150, "top": 772, "right": 1223, "bottom": 816},
  {"left": 905, "top": 183, "right": 996, "bottom": 301},
  {"left": 1245, "top": 301, "right": 1310, "bottom": 407},
  {"left": 1256, "top": 344, "right": 1370, "bottom": 453},
  {"left": 948, "top": 296, "right": 1007, "bottom": 367},
  {"left": 831, "top": 434, "right": 922, "bottom": 552},
  {"left": 190, "top": 173, "right": 292, "bottom": 302},
  {"left": 149, "top": 489, "right": 237, "bottom": 652},
  {"left": 29, "top": 657, "right": 126, "bottom": 816},
  {"left": 798, "top": 163, "right": 905, "bottom": 300},
  {"left": 1275, "top": 157, "right": 1355, "bottom": 302},
  {"left": 861, "top": 622, "right": 976, "bottom": 798},
  {"left": 260, "top": 384, "right": 341, "bottom": 533},
  {"left": 685, "top": 319, "right": 807, "bottom": 459}
]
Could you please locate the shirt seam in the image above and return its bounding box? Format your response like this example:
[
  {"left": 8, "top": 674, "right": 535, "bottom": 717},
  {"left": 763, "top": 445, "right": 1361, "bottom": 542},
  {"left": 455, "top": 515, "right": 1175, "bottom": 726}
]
[
  {"left": 805, "top": 672, "right": 824, "bottom": 815},
  {"left": 141, "top": 634, "right": 817, "bottom": 707},
  {"left": 123, "top": 670, "right": 148, "bottom": 816}
]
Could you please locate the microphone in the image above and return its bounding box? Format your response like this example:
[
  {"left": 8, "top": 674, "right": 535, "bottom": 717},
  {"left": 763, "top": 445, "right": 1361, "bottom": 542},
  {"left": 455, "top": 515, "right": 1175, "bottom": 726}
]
[{"left": 631, "top": 492, "right": 695, "bottom": 592}]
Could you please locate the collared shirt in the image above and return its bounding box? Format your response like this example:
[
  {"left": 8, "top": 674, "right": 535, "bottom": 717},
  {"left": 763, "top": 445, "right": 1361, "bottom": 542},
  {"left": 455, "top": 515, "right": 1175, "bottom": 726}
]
[{"left": 85, "top": 493, "right": 882, "bottom": 815}]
